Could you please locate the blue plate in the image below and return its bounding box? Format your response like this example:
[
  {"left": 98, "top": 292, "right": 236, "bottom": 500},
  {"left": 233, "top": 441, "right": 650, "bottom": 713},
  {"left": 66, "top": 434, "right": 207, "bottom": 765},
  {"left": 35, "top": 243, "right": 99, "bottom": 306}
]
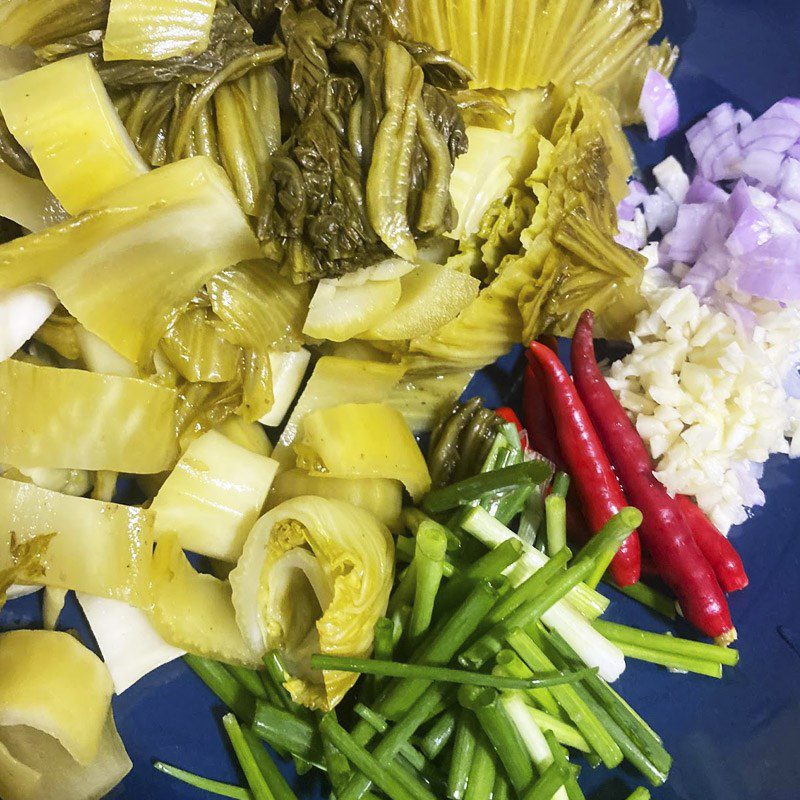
[{"left": 3, "top": 2, "right": 800, "bottom": 798}]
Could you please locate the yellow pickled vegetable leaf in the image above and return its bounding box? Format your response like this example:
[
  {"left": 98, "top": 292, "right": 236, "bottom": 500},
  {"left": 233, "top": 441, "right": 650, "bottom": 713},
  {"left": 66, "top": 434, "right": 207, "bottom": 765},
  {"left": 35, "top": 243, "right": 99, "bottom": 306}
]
[
  {"left": 0, "top": 1, "right": 108, "bottom": 49},
  {"left": 0, "top": 534, "right": 52, "bottom": 611},
  {"left": 0, "top": 359, "right": 178, "bottom": 473},
  {"left": 104, "top": 0, "right": 216, "bottom": 62},
  {"left": 0, "top": 162, "right": 63, "bottom": 233},
  {"left": 216, "top": 416, "right": 273, "bottom": 456},
  {"left": 150, "top": 533, "right": 260, "bottom": 667},
  {"left": 0, "top": 630, "right": 130, "bottom": 800},
  {"left": 230, "top": 496, "right": 394, "bottom": 709},
  {"left": 260, "top": 349, "right": 311, "bottom": 428},
  {"left": 0, "top": 477, "right": 154, "bottom": 607},
  {"left": 362, "top": 262, "right": 480, "bottom": 341},
  {"left": 270, "top": 470, "right": 403, "bottom": 532},
  {"left": 303, "top": 279, "right": 402, "bottom": 342},
  {"left": 151, "top": 430, "right": 278, "bottom": 562},
  {"left": 402, "top": 0, "right": 677, "bottom": 124},
  {"left": 0, "top": 54, "right": 148, "bottom": 214},
  {"left": 296, "top": 402, "right": 431, "bottom": 500},
  {"left": 388, "top": 370, "right": 474, "bottom": 434},
  {"left": 272, "top": 356, "right": 405, "bottom": 469},
  {"left": 0, "top": 156, "right": 260, "bottom": 365},
  {"left": 161, "top": 305, "right": 242, "bottom": 384}
]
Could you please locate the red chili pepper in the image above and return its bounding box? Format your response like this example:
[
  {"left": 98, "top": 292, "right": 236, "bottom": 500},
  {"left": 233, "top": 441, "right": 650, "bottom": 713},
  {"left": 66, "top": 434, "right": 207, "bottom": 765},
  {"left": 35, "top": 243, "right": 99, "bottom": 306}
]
[
  {"left": 495, "top": 406, "right": 524, "bottom": 432},
  {"left": 675, "top": 495, "right": 749, "bottom": 593},
  {"left": 571, "top": 310, "right": 734, "bottom": 642},
  {"left": 523, "top": 360, "right": 565, "bottom": 468},
  {"left": 527, "top": 341, "right": 641, "bottom": 586}
]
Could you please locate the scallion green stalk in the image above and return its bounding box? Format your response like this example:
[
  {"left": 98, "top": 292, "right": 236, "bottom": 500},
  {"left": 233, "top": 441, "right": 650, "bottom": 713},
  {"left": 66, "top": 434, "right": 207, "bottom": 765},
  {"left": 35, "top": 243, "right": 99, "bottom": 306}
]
[
  {"left": 184, "top": 654, "right": 255, "bottom": 723},
  {"left": 352, "top": 704, "right": 427, "bottom": 770},
  {"left": 463, "top": 730, "right": 496, "bottom": 800},
  {"left": 222, "top": 713, "right": 275, "bottom": 800},
  {"left": 448, "top": 710, "right": 478, "bottom": 800},
  {"left": 593, "top": 621, "right": 738, "bottom": 666},
  {"left": 607, "top": 640, "right": 723, "bottom": 678},
  {"left": 409, "top": 521, "right": 448, "bottom": 641},
  {"left": 242, "top": 727, "right": 300, "bottom": 800},
  {"left": 420, "top": 709, "right": 457, "bottom": 760},
  {"left": 153, "top": 761, "right": 252, "bottom": 800},
  {"left": 602, "top": 579, "right": 677, "bottom": 620},
  {"left": 545, "top": 494, "right": 567, "bottom": 557},
  {"left": 423, "top": 461, "right": 551, "bottom": 512}
]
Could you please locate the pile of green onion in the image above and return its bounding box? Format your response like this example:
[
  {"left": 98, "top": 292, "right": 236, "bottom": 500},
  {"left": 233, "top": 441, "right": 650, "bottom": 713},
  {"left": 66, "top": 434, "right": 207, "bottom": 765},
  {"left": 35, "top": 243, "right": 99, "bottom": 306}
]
[{"left": 155, "top": 417, "right": 738, "bottom": 800}]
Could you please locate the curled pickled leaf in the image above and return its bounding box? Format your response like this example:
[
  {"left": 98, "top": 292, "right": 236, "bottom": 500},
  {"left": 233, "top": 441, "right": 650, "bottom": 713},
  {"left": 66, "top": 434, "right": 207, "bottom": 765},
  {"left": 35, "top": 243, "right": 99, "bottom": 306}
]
[
  {"left": 0, "top": 476, "right": 154, "bottom": 607},
  {"left": 295, "top": 402, "right": 431, "bottom": 500},
  {"left": 230, "top": 496, "right": 394, "bottom": 709},
  {"left": 0, "top": 629, "right": 131, "bottom": 800}
]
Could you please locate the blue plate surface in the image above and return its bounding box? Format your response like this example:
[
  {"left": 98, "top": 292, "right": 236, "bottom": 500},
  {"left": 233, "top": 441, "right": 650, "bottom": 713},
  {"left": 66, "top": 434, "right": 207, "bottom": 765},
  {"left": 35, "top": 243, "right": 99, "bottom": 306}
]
[{"left": 3, "top": 2, "right": 800, "bottom": 798}]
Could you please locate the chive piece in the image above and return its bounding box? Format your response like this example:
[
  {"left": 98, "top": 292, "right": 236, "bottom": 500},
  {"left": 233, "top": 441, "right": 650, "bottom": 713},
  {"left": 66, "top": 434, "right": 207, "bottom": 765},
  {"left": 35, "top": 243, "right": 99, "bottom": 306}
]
[
  {"left": 364, "top": 617, "right": 395, "bottom": 701},
  {"left": 545, "top": 494, "right": 567, "bottom": 557},
  {"left": 507, "top": 629, "right": 623, "bottom": 769},
  {"left": 435, "top": 540, "right": 523, "bottom": 610},
  {"left": 403, "top": 508, "right": 462, "bottom": 551},
  {"left": 494, "top": 649, "right": 561, "bottom": 718},
  {"left": 242, "top": 727, "right": 299, "bottom": 800},
  {"left": 409, "top": 521, "right": 448, "bottom": 642},
  {"left": 463, "top": 730, "right": 496, "bottom": 800},
  {"left": 492, "top": 772, "right": 511, "bottom": 800},
  {"left": 460, "top": 555, "right": 596, "bottom": 669},
  {"left": 608, "top": 640, "right": 723, "bottom": 678},
  {"left": 227, "top": 665, "right": 269, "bottom": 701},
  {"left": 311, "top": 654, "right": 590, "bottom": 690},
  {"left": 551, "top": 472, "right": 570, "bottom": 499},
  {"left": 367, "top": 580, "right": 498, "bottom": 725},
  {"left": 522, "top": 760, "right": 575, "bottom": 800},
  {"left": 544, "top": 730, "right": 585, "bottom": 800},
  {"left": 572, "top": 507, "right": 643, "bottom": 588},
  {"left": 222, "top": 713, "right": 275, "bottom": 800},
  {"left": 395, "top": 536, "right": 415, "bottom": 562},
  {"left": 321, "top": 710, "right": 354, "bottom": 792},
  {"left": 153, "top": 761, "right": 252, "bottom": 800},
  {"left": 319, "top": 714, "right": 437, "bottom": 800},
  {"left": 603, "top": 579, "right": 677, "bottom": 620},
  {"left": 388, "top": 562, "right": 417, "bottom": 615},
  {"left": 420, "top": 709, "right": 456, "bottom": 760},
  {"left": 624, "top": 788, "right": 651, "bottom": 800},
  {"left": 543, "top": 638, "right": 669, "bottom": 785},
  {"left": 353, "top": 704, "right": 427, "bottom": 770},
  {"left": 493, "top": 484, "right": 536, "bottom": 525},
  {"left": 251, "top": 701, "right": 322, "bottom": 765},
  {"left": 423, "top": 461, "right": 552, "bottom": 512},
  {"left": 339, "top": 685, "right": 449, "bottom": 800},
  {"left": 593, "top": 620, "right": 739, "bottom": 666},
  {"left": 546, "top": 631, "right": 671, "bottom": 775},
  {"left": 447, "top": 710, "right": 477, "bottom": 800},
  {"left": 525, "top": 706, "right": 590, "bottom": 753},
  {"left": 184, "top": 654, "right": 255, "bottom": 723},
  {"left": 459, "top": 686, "right": 534, "bottom": 794}
]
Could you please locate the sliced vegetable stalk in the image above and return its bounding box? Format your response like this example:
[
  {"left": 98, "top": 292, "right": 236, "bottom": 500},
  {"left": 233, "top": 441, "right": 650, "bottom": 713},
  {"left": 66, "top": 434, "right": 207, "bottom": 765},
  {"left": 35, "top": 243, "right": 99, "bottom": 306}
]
[
  {"left": 0, "top": 359, "right": 178, "bottom": 473},
  {"left": 150, "top": 534, "right": 260, "bottom": 667},
  {"left": 0, "top": 162, "right": 62, "bottom": 233},
  {"left": 260, "top": 349, "right": 311, "bottom": 427},
  {"left": 0, "top": 54, "right": 148, "bottom": 214},
  {"left": 271, "top": 356, "right": 405, "bottom": 469},
  {"left": 0, "top": 285, "right": 58, "bottom": 362},
  {"left": 103, "top": 0, "right": 217, "bottom": 62},
  {"left": 0, "top": 477, "right": 153, "bottom": 606},
  {"left": 0, "top": 156, "right": 260, "bottom": 367},
  {"left": 151, "top": 430, "right": 278, "bottom": 562}
]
